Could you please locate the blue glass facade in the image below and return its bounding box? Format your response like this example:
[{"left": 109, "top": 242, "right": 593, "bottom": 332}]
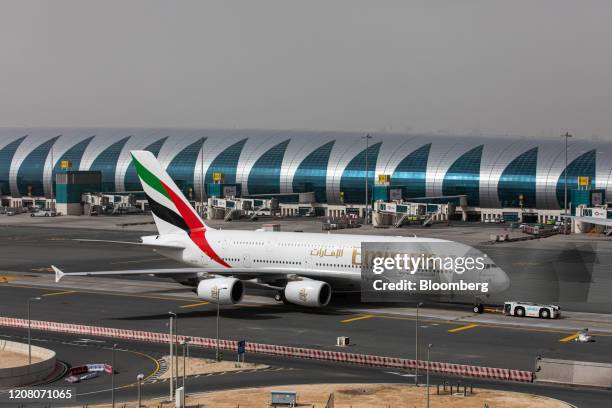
[
  {"left": 391, "top": 143, "right": 431, "bottom": 199},
  {"left": 205, "top": 139, "right": 247, "bottom": 185},
  {"left": 442, "top": 145, "right": 484, "bottom": 206},
  {"left": 124, "top": 137, "right": 167, "bottom": 191},
  {"left": 16, "top": 136, "right": 60, "bottom": 196},
  {"left": 340, "top": 142, "right": 382, "bottom": 204},
  {"left": 2, "top": 130, "right": 610, "bottom": 210},
  {"left": 247, "top": 140, "right": 290, "bottom": 195},
  {"left": 0, "top": 136, "right": 26, "bottom": 195},
  {"left": 556, "top": 149, "right": 596, "bottom": 209},
  {"left": 167, "top": 138, "right": 206, "bottom": 199},
  {"left": 53, "top": 136, "right": 95, "bottom": 174},
  {"left": 498, "top": 147, "right": 538, "bottom": 208},
  {"left": 292, "top": 141, "right": 334, "bottom": 202},
  {"left": 89, "top": 137, "right": 130, "bottom": 192}
]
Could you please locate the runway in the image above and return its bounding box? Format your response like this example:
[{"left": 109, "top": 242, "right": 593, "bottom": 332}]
[{"left": 1, "top": 223, "right": 612, "bottom": 406}]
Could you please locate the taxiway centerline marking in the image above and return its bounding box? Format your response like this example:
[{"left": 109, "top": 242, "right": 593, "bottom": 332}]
[
  {"left": 2, "top": 282, "right": 207, "bottom": 303},
  {"left": 448, "top": 323, "right": 479, "bottom": 333},
  {"left": 179, "top": 301, "right": 210, "bottom": 308},
  {"left": 559, "top": 333, "right": 579, "bottom": 343},
  {"left": 341, "top": 315, "right": 374, "bottom": 323},
  {"left": 42, "top": 290, "right": 77, "bottom": 297},
  {"left": 2, "top": 284, "right": 611, "bottom": 338},
  {"left": 354, "top": 313, "right": 612, "bottom": 337}
]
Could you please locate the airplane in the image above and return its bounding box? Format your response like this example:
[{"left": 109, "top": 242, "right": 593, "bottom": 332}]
[{"left": 52, "top": 151, "right": 510, "bottom": 312}]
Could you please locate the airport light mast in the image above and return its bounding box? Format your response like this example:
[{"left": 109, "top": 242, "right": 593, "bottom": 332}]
[
  {"left": 200, "top": 137, "right": 205, "bottom": 217},
  {"left": 216, "top": 286, "right": 228, "bottom": 361},
  {"left": 27, "top": 297, "right": 41, "bottom": 365},
  {"left": 561, "top": 132, "right": 573, "bottom": 217},
  {"left": 168, "top": 311, "right": 178, "bottom": 401},
  {"left": 426, "top": 343, "right": 433, "bottom": 408},
  {"left": 363, "top": 134, "right": 373, "bottom": 224},
  {"left": 415, "top": 301, "right": 423, "bottom": 385}
]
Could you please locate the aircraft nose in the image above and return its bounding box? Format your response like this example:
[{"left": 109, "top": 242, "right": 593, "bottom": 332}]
[{"left": 494, "top": 267, "right": 511, "bottom": 293}]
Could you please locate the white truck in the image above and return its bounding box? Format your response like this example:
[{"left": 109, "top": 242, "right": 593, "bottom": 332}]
[{"left": 503, "top": 301, "right": 561, "bottom": 319}]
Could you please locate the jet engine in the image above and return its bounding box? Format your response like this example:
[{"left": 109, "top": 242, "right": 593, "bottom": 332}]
[
  {"left": 197, "top": 277, "right": 244, "bottom": 305},
  {"left": 284, "top": 280, "right": 331, "bottom": 307}
]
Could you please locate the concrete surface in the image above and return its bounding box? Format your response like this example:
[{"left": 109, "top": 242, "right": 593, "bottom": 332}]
[
  {"left": 0, "top": 339, "right": 56, "bottom": 388},
  {"left": 1, "top": 216, "right": 612, "bottom": 406},
  {"left": 536, "top": 358, "right": 612, "bottom": 388}
]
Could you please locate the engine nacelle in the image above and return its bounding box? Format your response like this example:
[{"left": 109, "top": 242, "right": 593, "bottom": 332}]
[
  {"left": 197, "top": 277, "right": 244, "bottom": 305},
  {"left": 284, "top": 280, "right": 331, "bottom": 307}
]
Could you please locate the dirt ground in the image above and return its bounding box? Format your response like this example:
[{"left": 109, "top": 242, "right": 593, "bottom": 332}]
[
  {"left": 88, "top": 383, "right": 569, "bottom": 408},
  {"left": 0, "top": 350, "right": 41, "bottom": 368},
  {"left": 158, "top": 355, "right": 268, "bottom": 379}
]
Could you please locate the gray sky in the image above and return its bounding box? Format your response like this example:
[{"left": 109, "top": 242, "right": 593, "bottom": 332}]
[{"left": 1, "top": 1, "right": 611, "bottom": 138}]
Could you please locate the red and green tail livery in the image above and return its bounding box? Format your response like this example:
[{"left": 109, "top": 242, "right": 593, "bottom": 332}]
[{"left": 130, "top": 151, "right": 230, "bottom": 268}]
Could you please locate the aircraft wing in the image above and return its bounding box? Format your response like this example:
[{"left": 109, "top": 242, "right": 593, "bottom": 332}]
[
  {"left": 75, "top": 239, "right": 185, "bottom": 251},
  {"left": 52, "top": 265, "right": 354, "bottom": 283},
  {"left": 52, "top": 266, "right": 204, "bottom": 282}
]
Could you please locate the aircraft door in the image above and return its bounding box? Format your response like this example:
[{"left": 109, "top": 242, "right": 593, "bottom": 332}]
[{"left": 243, "top": 254, "right": 252, "bottom": 268}]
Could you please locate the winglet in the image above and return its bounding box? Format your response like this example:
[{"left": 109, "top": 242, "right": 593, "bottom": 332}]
[{"left": 51, "top": 265, "right": 65, "bottom": 283}]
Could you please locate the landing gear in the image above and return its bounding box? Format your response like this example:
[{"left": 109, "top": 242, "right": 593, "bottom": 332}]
[
  {"left": 274, "top": 291, "right": 285, "bottom": 302},
  {"left": 473, "top": 304, "right": 484, "bottom": 314}
]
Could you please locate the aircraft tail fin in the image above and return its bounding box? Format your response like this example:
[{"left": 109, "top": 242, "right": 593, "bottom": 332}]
[{"left": 130, "top": 150, "right": 212, "bottom": 235}]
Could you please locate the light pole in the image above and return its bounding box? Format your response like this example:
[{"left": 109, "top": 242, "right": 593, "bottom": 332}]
[
  {"left": 216, "top": 286, "right": 228, "bottom": 361},
  {"left": 168, "top": 312, "right": 177, "bottom": 401},
  {"left": 111, "top": 343, "right": 118, "bottom": 408},
  {"left": 426, "top": 343, "right": 432, "bottom": 408},
  {"left": 415, "top": 301, "right": 423, "bottom": 386},
  {"left": 27, "top": 297, "right": 41, "bottom": 365},
  {"left": 136, "top": 373, "right": 144, "bottom": 408},
  {"left": 561, "top": 132, "right": 573, "bottom": 217},
  {"left": 200, "top": 136, "right": 205, "bottom": 217},
  {"left": 181, "top": 338, "right": 190, "bottom": 408},
  {"left": 362, "top": 134, "right": 373, "bottom": 224}
]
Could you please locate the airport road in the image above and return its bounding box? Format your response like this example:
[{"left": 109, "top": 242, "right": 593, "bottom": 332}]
[
  {"left": 1, "top": 224, "right": 612, "bottom": 406},
  {"left": 0, "top": 327, "right": 609, "bottom": 407},
  {"left": 1, "top": 225, "right": 612, "bottom": 373},
  {"left": 2, "top": 219, "right": 612, "bottom": 313},
  {"left": 2, "top": 284, "right": 612, "bottom": 374}
]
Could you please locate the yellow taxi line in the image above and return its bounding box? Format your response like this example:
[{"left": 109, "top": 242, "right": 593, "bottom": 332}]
[
  {"left": 179, "top": 301, "right": 210, "bottom": 308},
  {"left": 559, "top": 333, "right": 579, "bottom": 343},
  {"left": 42, "top": 290, "right": 77, "bottom": 297},
  {"left": 342, "top": 312, "right": 612, "bottom": 338},
  {"left": 3, "top": 282, "right": 205, "bottom": 303},
  {"left": 448, "top": 323, "right": 479, "bottom": 333},
  {"left": 341, "top": 315, "right": 375, "bottom": 323}
]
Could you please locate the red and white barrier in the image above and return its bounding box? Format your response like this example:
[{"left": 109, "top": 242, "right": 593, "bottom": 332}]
[{"left": 0, "top": 316, "right": 532, "bottom": 382}]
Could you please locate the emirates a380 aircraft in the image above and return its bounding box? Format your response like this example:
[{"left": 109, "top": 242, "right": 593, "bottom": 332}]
[{"left": 52, "top": 151, "right": 510, "bottom": 310}]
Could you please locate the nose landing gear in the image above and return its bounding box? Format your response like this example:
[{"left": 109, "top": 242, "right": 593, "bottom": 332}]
[{"left": 473, "top": 303, "right": 484, "bottom": 314}]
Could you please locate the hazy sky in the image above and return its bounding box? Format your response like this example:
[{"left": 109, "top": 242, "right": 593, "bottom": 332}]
[{"left": 1, "top": 1, "right": 611, "bottom": 138}]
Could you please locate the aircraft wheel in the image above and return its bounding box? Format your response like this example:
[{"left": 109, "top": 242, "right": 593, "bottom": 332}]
[
  {"left": 473, "top": 304, "right": 484, "bottom": 314},
  {"left": 274, "top": 291, "right": 284, "bottom": 302}
]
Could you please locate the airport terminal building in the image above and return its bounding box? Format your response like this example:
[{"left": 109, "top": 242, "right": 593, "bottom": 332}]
[{"left": 1, "top": 128, "right": 611, "bottom": 221}]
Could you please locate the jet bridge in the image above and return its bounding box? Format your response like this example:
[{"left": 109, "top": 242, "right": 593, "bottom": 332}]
[
  {"left": 372, "top": 200, "right": 450, "bottom": 228},
  {"left": 207, "top": 197, "right": 273, "bottom": 221}
]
